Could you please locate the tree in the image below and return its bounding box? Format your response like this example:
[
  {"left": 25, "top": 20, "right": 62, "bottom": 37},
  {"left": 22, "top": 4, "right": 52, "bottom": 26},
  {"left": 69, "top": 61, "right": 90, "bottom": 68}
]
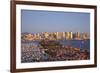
[{"left": 39, "top": 40, "right": 62, "bottom": 49}]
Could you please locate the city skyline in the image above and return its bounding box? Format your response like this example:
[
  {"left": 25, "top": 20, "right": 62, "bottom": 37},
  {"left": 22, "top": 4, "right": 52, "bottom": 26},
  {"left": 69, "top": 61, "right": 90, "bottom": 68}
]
[
  {"left": 21, "top": 31, "right": 90, "bottom": 41},
  {"left": 21, "top": 10, "right": 90, "bottom": 34}
]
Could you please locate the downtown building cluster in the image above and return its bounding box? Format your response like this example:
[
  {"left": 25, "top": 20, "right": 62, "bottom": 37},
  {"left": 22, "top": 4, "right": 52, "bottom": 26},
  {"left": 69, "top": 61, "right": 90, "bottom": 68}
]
[{"left": 21, "top": 32, "right": 90, "bottom": 41}]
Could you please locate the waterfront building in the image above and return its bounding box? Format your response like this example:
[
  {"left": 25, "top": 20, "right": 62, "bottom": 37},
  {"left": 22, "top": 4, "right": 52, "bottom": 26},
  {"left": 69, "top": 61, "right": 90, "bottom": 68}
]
[
  {"left": 44, "top": 32, "right": 49, "bottom": 39},
  {"left": 75, "top": 32, "right": 81, "bottom": 40},
  {"left": 24, "top": 34, "right": 34, "bottom": 41},
  {"left": 62, "top": 32, "right": 66, "bottom": 39},
  {"left": 57, "top": 32, "right": 63, "bottom": 40},
  {"left": 82, "top": 33, "right": 90, "bottom": 40},
  {"left": 69, "top": 32, "right": 73, "bottom": 39},
  {"left": 65, "top": 32, "right": 73, "bottom": 39}
]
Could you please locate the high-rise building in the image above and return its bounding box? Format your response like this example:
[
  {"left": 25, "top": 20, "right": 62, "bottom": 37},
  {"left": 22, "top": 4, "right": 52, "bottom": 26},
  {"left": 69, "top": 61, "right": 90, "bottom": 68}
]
[
  {"left": 44, "top": 32, "right": 49, "bottom": 39},
  {"left": 75, "top": 32, "right": 80, "bottom": 40},
  {"left": 69, "top": 32, "right": 73, "bottom": 39},
  {"left": 62, "top": 32, "right": 66, "bottom": 39},
  {"left": 82, "top": 33, "right": 90, "bottom": 39},
  {"left": 65, "top": 32, "right": 69, "bottom": 39},
  {"left": 56, "top": 32, "right": 59, "bottom": 40},
  {"left": 57, "top": 32, "right": 63, "bottom": 40},
  {"left": 65, "top": 32, "right": 73, "bottom": 39}
]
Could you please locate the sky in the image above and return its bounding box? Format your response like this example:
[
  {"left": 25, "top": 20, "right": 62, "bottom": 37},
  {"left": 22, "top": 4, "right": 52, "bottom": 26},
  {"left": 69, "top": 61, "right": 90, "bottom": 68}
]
[{"left": 21, "top": 10, "right": 90, "bottom": 34}]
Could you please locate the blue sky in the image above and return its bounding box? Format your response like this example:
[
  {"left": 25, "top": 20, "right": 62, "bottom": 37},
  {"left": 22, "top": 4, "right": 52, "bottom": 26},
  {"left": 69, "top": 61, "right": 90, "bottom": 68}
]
[{"left": 21, "top": 10, "right": 90, "bottom": 34}]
